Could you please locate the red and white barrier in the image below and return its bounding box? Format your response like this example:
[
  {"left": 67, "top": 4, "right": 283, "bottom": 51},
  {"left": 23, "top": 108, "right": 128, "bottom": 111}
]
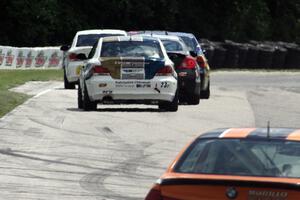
[{"left": 0, "top": 45, "right": 63, "bottom": 69}]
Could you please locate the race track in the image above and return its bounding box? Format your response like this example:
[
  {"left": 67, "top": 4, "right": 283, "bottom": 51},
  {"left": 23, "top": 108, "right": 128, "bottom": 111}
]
[{"left": 0, "top": 71, "right": 299, "bottom": 200}]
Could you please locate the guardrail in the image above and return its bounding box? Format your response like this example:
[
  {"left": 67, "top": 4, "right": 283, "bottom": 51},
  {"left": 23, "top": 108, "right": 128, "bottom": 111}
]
[
  {"left": 200, "top": 40, "right": 300, "bottom": 69},
  {"left": 0, "top": 45, "right": 63, "bottom": 69}
]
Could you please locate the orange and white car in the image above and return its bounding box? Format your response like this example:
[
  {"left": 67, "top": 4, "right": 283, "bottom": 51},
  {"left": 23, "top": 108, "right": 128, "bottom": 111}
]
[{"left": 145, "top": 128, "right": 300, "bottom": 200}]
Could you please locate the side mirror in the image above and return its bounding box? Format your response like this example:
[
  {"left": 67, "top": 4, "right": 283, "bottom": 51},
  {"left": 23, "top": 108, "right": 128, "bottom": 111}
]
[
  {"left": 189, "top": 51, "right": 197, "bottom": 57},
  {"left": 76, "top": 53, "right": 87, "bottom": 60},
  {"left": 60, "top": 45, "right": 70, "bottom": 51}
]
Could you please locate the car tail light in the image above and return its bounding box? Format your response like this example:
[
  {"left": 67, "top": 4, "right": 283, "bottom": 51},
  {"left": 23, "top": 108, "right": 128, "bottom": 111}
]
[
  {"left": 68, "top": 53, "right": 78, "bottom": 61},
  {"left": 197, "top": 55, "right": 206, "bottom": 68},
  {"left": 156, "top": 66, "right": 173, "bottom": 76},
  {"left": 178, "top": 56, "right": 197, "bottom": 69},
  {"left": 145, "top": 188, "right": 162, "bottom": 200},
  {"left": 93, "top": 65, "right": 110, "bottom": 75}
]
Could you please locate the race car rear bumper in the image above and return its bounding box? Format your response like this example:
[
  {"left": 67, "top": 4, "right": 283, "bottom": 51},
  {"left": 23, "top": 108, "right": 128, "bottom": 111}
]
[
  {"left": 177, "top": 69, "right": 201, "bottom": 97},
  {"left": 85, "top": 76, "right": 177, "bottom": 103}
]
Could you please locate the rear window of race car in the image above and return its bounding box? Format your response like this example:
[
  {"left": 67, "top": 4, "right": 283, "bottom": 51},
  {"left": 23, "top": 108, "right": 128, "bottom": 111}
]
[
  {"left": 76, "top": 34, "right": 124, "bottom": 47},
  {"left": 175, "top": 138, "right": 300, "bottom": 178},
  {"left": 100, "top": 40, "right": 164, "bottom": 59},
  {"left": 179, "top": 36, "right": 199, "bottom": 52},
  {"left": 161, "top": 39, "right": 184, "bottom": 52}
]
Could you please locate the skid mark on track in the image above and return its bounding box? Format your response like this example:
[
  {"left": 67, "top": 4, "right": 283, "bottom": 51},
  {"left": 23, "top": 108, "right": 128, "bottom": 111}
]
[
  {"left": 28, "top": 117, "right": 97, "bottom": 137},
  {"left": 80, "top": 126, "right": 156, "bottom": 199}
]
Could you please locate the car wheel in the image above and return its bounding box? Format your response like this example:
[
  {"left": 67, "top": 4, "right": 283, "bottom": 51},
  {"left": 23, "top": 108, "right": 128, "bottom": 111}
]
[
  {"left": 159, "top": 90, "right": 178, "bottom": 112},
  {"left": 187, "top": 94, "right": 200, "bottom": 105},
  {"left": 83, "top": 84, "right": 97, "bottom": 111},
  {"left": 77, "top": 84, "right": 83, "bottom": 109},
  {"left": 64, "top": 69, "right": 76, "bottom": 89},
  {"left": 200, "top": 81, "right": 210, "bottom": 99}
]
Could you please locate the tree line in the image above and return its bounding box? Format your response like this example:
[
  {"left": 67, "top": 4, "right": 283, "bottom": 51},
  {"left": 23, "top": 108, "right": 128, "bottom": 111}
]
[{"left": 0, "top": 0, "right": 299, "bottom": 47}]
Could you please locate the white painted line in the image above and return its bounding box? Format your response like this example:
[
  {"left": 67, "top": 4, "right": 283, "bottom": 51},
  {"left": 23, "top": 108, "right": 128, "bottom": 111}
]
[{"left": 33, "top": 89, "right": 52, "bottom": 98}]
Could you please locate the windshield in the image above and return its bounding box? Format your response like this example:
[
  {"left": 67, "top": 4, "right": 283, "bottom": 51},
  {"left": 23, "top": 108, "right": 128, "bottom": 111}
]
[
  {"left": 100, "top": 40, "right": 164, "bottom": 59},
  {"left": 161, "top": 39, "right": 184, "bottom": 52},
  {"left": 76, "top": 34, "right": 123, "bottom": 47},
  {"left": 175, "top": 138, "right": 300, "bottom": 178}
]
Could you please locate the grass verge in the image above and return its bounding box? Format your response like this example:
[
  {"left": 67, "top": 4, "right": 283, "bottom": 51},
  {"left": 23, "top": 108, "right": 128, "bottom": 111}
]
[{"left": 0, "top": 69, "right": 62, "bottom": 118}]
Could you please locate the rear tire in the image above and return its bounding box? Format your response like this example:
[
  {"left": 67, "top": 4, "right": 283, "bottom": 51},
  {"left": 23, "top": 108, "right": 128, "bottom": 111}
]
[
  {"left": 83, "top": 84, "right": 97, "bottom": 111},
  {"left": 187, "top": 94, "right": 200, "bottom": 105},
  {"left": 64, "top": 69, "right": 76, "bottom": 89},
  {"left": 200, "top": 81, "right": 210, "bottom": 99},
  {"left": 159, "top": 91, "right": 178, "bottom": 112},
  {"left": 78, "top": 84, "right": 83, "bottom": 109}
]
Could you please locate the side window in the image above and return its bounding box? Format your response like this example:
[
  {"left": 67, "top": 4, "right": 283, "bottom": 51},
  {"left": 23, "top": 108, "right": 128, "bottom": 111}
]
[{"left": 88, "top": 41, "right": 98, "bottom": 59}]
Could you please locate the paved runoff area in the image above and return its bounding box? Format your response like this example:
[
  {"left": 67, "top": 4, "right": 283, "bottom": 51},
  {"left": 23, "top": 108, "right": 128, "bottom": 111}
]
[{"left": 0, "top": 71, "right": 299, "bottom": 199}]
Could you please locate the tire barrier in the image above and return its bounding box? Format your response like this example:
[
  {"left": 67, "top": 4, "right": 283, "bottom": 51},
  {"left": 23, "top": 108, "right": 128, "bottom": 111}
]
[
  {"left": 222, "top": 40, "right": 239, "bottom": 68},
  {"left": 257, "top": 44, "right": 275, "bottom": 69},
  {"left": 272, "top": 46, "right": 288, "bottom": 69},
  {"left": 200, "top": 40, "right": 300, "bottom": 69},
  {"left": 209, "top": 42, "right": 227, "bottom": 69},
  {"left": 281, "top": 43, "right": 300, "bottom": 69},
  {"left": 237, "top": 44, "right": 249, "bottom": 68},
  {"left": 244, "top": 44, "right": 259, "bottom": 68}
]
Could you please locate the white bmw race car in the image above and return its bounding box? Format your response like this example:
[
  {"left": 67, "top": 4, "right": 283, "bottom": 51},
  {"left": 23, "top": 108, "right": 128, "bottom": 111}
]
[
  {"left": 60, "top": 29, "right": 127, "bottom": 89},
  {"left": 77, "top": 36, "right": 178, "bottom": 111}
]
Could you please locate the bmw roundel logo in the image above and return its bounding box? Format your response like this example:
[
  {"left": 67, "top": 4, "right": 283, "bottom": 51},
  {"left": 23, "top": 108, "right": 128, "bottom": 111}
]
[{"left": 226, "top": 187, "right": 238, "bottom": 199}]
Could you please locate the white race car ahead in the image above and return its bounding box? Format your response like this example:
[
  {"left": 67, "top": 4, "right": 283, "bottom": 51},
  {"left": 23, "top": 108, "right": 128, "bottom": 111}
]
[
  {"left": 77, "top": 36, "right": 178, "bottom": 111},
  {"left": 60, "top": 29, "right": 127, "bottom": 89}
]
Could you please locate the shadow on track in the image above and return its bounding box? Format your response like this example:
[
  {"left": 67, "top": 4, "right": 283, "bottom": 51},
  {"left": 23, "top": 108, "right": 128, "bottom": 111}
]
[{"left": 67, "top": 107, "right": 164, "bottom": 113}]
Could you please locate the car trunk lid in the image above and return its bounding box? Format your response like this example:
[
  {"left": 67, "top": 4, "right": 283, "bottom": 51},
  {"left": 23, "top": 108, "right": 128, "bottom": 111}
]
[
  {"left": 167, "top": 52, "right": 187, "bottom": 70},
  {"left": 100, "top": 57, "right": 165, "bottom": 80},
  {"left": 159, "top": 178, "right": 300, "bottom": 200}
]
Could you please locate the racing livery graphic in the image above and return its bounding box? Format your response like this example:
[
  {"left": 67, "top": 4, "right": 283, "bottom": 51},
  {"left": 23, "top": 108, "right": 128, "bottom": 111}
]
[
  {"left": 35, "top": 51, "right": 47, "bottom": 67},
  {"left": 0, "top": 49, "right": 4, "bottom": 66},
  {"left": 16, "top": 51, "right": 25, "bottom": 68},
  {"left": 25, "top": 51, "right": 34, "bottom": 67},
  {"left": 5, "top": 49, "right": 14, "bottom": 66}
]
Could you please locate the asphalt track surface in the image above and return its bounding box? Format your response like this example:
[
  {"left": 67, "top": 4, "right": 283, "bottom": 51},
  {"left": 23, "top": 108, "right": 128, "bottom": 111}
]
[{"left": 0, "top": 71, "right": 299, "bottom": 200}]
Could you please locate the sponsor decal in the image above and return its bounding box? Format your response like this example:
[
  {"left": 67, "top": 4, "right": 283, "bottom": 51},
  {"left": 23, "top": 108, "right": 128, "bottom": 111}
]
[
  {"left": 16, "top": 51, "right": 25, "bottom": 68},
  {"left": 115, "top": 61, "right": 149, "bottom": 66},
  {"left": 248, "top": 190, "right": 288, "bottom": 200},
  {"left": 136, "top": 83, "right": 151, "bottom": 88},
  {"left": 115, "top": 80, "right": 151, "bottom": 88},
  {"left": 25, "top": 51, "right": 34, "bottom": 67},
  {"left": 5, "top": 50, "right": 15, "bottom": 66},
  {"left": 0, "top": 49, "right": 4, "bottom": 66},
  {"left": 49, "top": 51, "right": 60, "bottom": 67},
  {"left": 35, "top": 51, "right": 47, "bottom": 67},
  {"left": 120, "top": 60, "right": 145, "bottom": 80}
]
